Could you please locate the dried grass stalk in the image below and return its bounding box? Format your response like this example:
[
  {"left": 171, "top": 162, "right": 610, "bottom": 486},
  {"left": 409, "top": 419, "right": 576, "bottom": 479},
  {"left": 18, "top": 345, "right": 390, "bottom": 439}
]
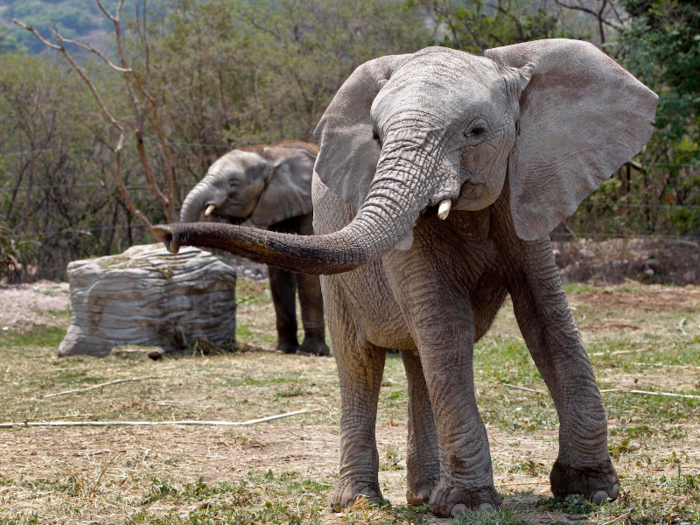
[{"left": 0, "top": 409, "right": 312, "bottom": 428}]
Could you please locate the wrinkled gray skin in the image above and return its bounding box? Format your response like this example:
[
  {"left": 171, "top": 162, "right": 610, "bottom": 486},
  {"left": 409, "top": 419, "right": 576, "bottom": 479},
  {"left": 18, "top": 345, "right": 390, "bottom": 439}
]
[
  {"left": 156, "top": 40, "right": 658, "bottom": 517},
  {"left": 180, "top": 141, "right": 329, "bottom": 356}
]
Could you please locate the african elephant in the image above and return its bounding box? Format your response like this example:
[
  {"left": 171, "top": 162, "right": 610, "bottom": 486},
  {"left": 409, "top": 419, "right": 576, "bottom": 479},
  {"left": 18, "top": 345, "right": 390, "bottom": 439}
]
[
  {"left": 155, "top": 40, "right": 657, "bottom": 517},
  {"left": 180, "top": 141, "right": 329, "bottom": 356}
]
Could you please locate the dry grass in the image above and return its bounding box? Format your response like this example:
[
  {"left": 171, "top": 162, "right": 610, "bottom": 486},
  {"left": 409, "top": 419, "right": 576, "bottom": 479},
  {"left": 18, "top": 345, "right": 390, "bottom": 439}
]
[{"left": 0, "top": 280, "right": 699, "bottom": 523}]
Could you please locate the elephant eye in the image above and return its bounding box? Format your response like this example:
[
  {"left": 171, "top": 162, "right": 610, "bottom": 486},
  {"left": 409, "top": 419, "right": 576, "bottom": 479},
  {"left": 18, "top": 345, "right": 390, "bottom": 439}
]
[{"left": 465, "top": 121, "right": 489, "bottom": 146}]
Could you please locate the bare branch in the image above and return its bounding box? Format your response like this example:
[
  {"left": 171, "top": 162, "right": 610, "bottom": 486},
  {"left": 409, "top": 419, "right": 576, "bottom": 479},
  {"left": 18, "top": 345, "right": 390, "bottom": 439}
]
[
  {"left": 98, "top": 0, "right": 174, "bottom": 221},
  {"left": 95, "top": 0, "right": 124, "bottom": 23},
  {"left": 553, "top": 0, "right": 622, "bottom": 31},
  {"left": 12, "top": 20, "right": 61, "bottom": 51},
  {"left": 13, "top": 18, "right": 154, "bottom": 232}
]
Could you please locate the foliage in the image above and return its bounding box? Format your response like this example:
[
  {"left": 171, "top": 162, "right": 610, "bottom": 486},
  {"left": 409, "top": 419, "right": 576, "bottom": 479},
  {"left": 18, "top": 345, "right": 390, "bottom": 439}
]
[
  {"left": 426, "top": 0, "right": 589, "bottom": 53},
  {"left": 0, "top": 25, "right": 24, "bottom": 53},
  {"left": 3, "top": 0, "right": 97, "bottom": 53},
  {"left": 613, "top": 0, "right": 700, "bottom": 229},
  {"left": 143, "top": 0, "right": 429, "bottom": 188},
  {"left": 0, "top": 0, "right": 699, "bottom": 279},
  {"left": 556, "top": 0, "right": 700, "bottom": 239},
  {"left": 0, "top": 52, "right": 157, "bottom": 279}
]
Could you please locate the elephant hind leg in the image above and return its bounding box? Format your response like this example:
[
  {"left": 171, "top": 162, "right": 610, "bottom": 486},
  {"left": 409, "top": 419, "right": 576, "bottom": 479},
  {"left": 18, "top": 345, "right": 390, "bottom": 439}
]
[
  {"left": 507, "top": 242, "right": 618, "bottom": 503},
  {"left": 296, "top": 272, "right": 330, "bottom": 356},
  {"left": 401, "top": 350, "right": 440, "bottom": 505},
  {"left": 268, "top": 266, "right": 299, "bottom": 354}
]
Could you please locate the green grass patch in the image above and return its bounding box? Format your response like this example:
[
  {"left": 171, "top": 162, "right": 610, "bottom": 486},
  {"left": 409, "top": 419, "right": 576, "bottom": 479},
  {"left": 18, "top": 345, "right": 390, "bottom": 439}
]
[{"left": 0, "top": 325, "right": 65, "bottom": 349}]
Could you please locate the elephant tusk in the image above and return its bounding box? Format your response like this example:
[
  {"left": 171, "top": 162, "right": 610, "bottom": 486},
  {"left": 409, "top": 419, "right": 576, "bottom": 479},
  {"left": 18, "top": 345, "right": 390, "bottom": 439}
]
[
  {"left": 204, "top": 204, "right": 216, "bottom": 217},
  {"left": 438, "top": 199, "right": 452, "bottom": 220}
]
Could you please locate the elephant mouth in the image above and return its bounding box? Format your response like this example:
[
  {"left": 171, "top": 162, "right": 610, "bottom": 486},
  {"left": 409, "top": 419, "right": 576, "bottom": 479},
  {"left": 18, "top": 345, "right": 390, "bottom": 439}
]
[{"left": 227, "top": 216, "right": 248, "bottom": 226}]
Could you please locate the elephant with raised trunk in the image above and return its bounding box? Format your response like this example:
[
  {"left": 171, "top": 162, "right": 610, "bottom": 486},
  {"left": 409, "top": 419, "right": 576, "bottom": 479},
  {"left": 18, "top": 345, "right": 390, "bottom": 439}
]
[
  {"left": 180, "top": 140, "right": 329, "bottom": 356},
  {"left": 156, "top": 40, "right": 657, "bottom": 517}
]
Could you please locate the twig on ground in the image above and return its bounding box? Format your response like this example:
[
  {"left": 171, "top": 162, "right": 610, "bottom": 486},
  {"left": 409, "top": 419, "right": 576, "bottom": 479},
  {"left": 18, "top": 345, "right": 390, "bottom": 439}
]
[
  {"left": 503, "top": 383, "right": 544, "bottom": 394},
  {"left": 505, "top": 383, "right": 700, "bottom": 400},
  {"left": 600, "top": 389, "right": 700, "bottom": 400},
  {"left": 500, "top": 480, "right": 550, "bottom": 486},
  {"left": 42, "top": 377, "right": 159, "bottom": 398},
  {"left": 600, "top": 510, "right": 632, "bottom": 525},
  {"left": 0, "top": 409, "right": 313, "bottom": 428},
  {"left": 591, "top": 346, "right": 652, "bottom": 357}
]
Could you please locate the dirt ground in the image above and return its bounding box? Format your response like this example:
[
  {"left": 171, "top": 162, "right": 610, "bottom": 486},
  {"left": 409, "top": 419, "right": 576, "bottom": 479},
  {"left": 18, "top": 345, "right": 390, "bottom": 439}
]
[
  {"left": 1, "top": 279, "right": 699, "bottom": 524},
  {"left": 0, "top": 281, "right": 69, "bottom": 331}
]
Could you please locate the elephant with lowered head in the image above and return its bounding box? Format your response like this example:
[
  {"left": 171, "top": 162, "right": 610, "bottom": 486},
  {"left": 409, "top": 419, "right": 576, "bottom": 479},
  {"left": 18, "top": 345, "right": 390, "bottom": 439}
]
[
  {"left": 180, "top": 141, "right": 329, "bottom": 356},
  {"left": 156, "top": 40, "right": 657, "bottom": 517}
]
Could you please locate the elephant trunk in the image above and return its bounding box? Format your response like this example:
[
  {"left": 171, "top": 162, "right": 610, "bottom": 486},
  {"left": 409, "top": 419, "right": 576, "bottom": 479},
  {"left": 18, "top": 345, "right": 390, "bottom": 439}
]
[
  {"left": 155, "top": 134, "right": 439, "bottom": 275},
  {"left": 179, "top": 181, "right": 211, "bottom": 223}
]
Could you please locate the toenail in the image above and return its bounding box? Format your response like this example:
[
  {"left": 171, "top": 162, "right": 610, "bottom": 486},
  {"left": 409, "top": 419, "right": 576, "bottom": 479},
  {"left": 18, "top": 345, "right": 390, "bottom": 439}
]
[
  {"left": 610, "top": 483, "right": 620, "bottom": 499},
  {"left": 478, "top": 503, "right": 494, "bottom": 511},
  {"left": 591, "top": 490, "right": 609, "bottom": 504},
  {"left": 451, "top": 504, "right": 469, "bottom": 517}
]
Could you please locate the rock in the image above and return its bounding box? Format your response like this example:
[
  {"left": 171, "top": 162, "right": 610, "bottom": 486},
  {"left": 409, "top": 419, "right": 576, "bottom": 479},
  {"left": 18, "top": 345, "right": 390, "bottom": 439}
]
[{"left": 58, "top": 244, "right": 237, "bottom": 357}]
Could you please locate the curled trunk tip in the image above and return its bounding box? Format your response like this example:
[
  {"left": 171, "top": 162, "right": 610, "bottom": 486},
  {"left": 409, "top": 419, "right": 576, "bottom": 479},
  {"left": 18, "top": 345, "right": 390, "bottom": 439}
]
[{"left": 153, "top": 225, "right": 180, "bottom": 254}]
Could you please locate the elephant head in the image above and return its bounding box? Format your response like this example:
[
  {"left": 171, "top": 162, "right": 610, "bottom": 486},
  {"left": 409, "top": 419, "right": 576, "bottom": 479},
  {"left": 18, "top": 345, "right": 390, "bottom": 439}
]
[
  {"left": 179, "top": 141, "right": 316, "bottom": 227},
  {"left": 156, "top": 40, "right": 657, "bottom": 273}
]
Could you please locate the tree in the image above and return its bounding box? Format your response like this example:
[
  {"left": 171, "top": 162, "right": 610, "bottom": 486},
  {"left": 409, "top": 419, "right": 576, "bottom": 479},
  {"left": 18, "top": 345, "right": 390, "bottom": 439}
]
[
  {"left": 0, "top": 26, "right": 24, "bottom": 54},
  {"left": 611, "top": 0, "right": 700, "bottom": 234},
  {"left": 424, "top": 0, "right": 594, "bottom": 53}
]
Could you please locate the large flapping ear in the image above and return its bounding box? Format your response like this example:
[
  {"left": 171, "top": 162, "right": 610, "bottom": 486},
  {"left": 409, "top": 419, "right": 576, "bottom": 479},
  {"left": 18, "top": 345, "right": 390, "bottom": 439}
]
[
  {"left": 250, "top": 146, "right": 315, "bottom": 227},
  {"left": 485, "top": 39, "right": 658, "bottom": 241},
  {"left": 313, "top": 54, "right": 414, "bottom": 211}
]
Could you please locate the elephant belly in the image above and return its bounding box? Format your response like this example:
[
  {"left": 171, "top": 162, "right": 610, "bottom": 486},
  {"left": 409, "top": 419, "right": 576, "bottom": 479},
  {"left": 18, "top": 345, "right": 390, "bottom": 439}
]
[
  {"left": 312, "top": 175, "right": 415, "bottom": 350},
  {"left": 470, "top": 275, "right": 509, "bottom": 342},
  {"left": 332, "top": 260, "right": 416, "bottom": 351}
]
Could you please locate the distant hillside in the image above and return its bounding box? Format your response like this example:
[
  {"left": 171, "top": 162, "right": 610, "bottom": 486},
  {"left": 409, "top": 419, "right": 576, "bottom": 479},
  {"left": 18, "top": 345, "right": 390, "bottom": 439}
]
[{"left": 0, "top": 0, "right": 117, "bottom": 53}]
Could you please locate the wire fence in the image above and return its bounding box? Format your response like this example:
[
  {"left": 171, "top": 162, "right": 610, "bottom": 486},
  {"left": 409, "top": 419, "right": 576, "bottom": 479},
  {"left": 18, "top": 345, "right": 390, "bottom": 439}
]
[
  {"left": 8, "top": 224, "right": 148, "bottom": 240},
  {"left": 0, "top": 183, "right": 154, "bottom": 192},
  {"left": 2, "top": 145, "right": 699, "bottom": 241},
  {"left": 0, "top": 139, "right": 234, "bottom": 159}
]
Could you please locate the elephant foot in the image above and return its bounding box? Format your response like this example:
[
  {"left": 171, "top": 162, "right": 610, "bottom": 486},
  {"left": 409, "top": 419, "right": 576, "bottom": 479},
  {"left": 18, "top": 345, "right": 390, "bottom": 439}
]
[
  {"left": 429, "top": 479, "right": 501, "bottom": 517},
  {"left": 550, "top": 460, "right": 620, "bottom": 503},
  {"left": 330, "top": 477, "right": 383, "bottom": 509},
  {"left": 298, "top": 337, "right": 330, "bottom": 356},
  {"left": 406, "top": 475, "right": 438, "bottom": 505},
  {"left": 278, "top": 340, "right": 299, "bottom": 354}
]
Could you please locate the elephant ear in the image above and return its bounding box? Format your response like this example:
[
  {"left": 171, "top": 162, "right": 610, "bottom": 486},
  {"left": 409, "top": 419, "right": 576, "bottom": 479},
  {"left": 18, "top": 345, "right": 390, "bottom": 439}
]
[
  {"left": 250, "top": 147, "right": 315, "bottom": 227},
  {"left": 313, "top": 54, "right": 413, "bottom": 211},
  {"left": 485, "top": 39, "right": 658, "bottom": 241}
]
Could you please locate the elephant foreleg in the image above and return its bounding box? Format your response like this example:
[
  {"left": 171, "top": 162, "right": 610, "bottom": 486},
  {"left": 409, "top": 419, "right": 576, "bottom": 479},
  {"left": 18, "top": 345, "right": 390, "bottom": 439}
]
[
  {"left": 268, "top": 266, "right": 299, "bottom": 354},
  {"left": 508, "top": 240, "right": 618, "bottom": 503},
  {"left": 296, "top": 272, "right": 330, "bottom": 356},
  {"left": 385, "top": 247, "right": 501, "bottom": 517},
  {"left": 323, "top": 277, "right": 386, "bottom": 506},
  {"left": 401, "top": 350, "right": 440, "bottom": 505}
]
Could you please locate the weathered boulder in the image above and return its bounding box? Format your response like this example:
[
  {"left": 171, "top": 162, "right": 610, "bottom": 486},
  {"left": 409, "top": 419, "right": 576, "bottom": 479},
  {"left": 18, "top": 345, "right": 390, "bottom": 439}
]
[{"left": 58, "top": 244, "right": 236, "bottom": 357}]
